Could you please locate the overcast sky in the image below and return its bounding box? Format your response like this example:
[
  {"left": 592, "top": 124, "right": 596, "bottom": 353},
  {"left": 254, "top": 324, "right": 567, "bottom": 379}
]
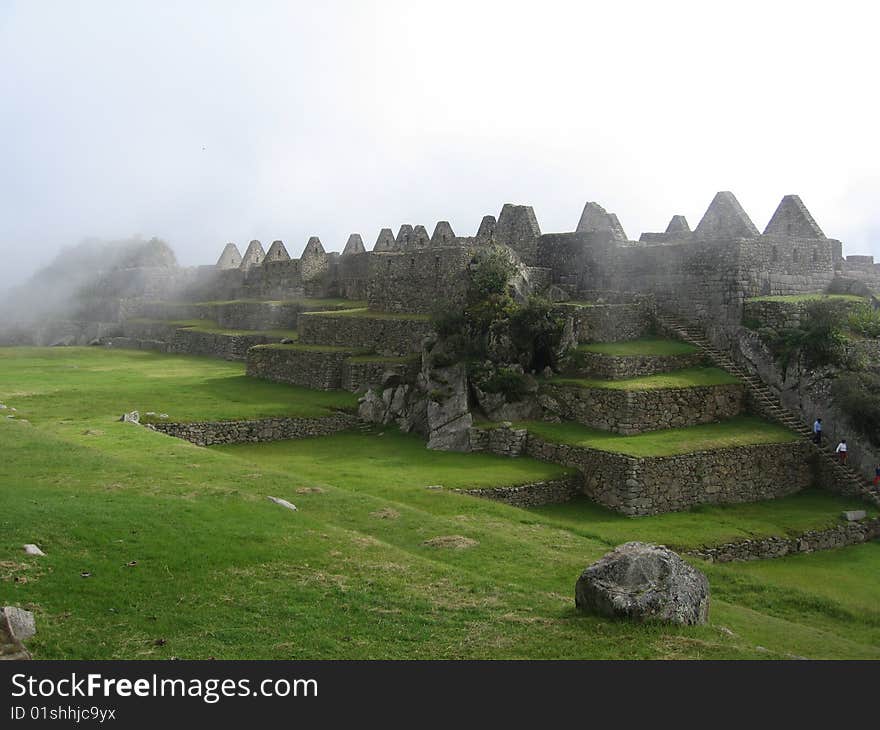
[{"left": 2, "top": 0, "right": 878, "bottom": 283}]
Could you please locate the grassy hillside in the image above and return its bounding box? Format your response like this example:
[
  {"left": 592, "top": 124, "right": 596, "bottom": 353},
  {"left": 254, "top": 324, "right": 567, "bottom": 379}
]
[
  {"left": 1, "top": 347, "right": 878, "bottom": 659},
  {"left": 576, "top": 338, "right": 698, "bottom": 356}
]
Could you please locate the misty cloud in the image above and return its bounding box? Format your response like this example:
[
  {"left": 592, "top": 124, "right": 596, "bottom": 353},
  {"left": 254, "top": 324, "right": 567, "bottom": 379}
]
[{"left": 1, "top": 0, "right": 878, "bottom": 287}]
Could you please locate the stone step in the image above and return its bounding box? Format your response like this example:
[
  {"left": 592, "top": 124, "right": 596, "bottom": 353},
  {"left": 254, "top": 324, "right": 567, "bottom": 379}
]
[{"left": 658, "top": 310, "right": 873, "bottom": 499}]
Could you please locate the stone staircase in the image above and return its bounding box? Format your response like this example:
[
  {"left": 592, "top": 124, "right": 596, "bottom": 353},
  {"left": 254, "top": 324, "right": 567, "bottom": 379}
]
[{"left": 655, "top": 312, "right": 880, "bottom": 507}]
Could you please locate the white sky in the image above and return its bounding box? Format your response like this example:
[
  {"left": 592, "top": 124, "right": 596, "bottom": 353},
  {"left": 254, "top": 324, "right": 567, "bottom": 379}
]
[{"left": 2, "top": 0, "right": 878, "bottom": 282}]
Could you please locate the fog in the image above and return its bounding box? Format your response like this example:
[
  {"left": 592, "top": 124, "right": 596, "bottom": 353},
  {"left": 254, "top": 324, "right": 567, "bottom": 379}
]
[{"left": 2, "top": 0, "right": 878, "bottom": 287}]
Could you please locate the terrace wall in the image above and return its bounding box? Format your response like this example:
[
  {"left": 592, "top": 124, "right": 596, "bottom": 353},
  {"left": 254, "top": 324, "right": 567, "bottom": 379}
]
[
  {"left": 366, "top": 247, "right": 473, "bottom": 314},
  {"left": 538, "top": 383, "right": 746, "bottom": 434},
  {"left": 298, "top": 312, "right": 434, "bottom": 356},
  {"left": 246, "top": 345, "right": 359, "bottom": 390},
  {"left": 468, "top": 424, "right": 819, "bottom": 515},
  {"left": 341, "top": 357, "right": 420, "bottom": 392},
  {"left": 557, "top": 302, "right": 654, "bottom": 343},
  {"left": 146, "top": 413, "right": 357, "bottom": 446},
  {"left": 570, "top": 350, "right": 705, "bottom": 379}
]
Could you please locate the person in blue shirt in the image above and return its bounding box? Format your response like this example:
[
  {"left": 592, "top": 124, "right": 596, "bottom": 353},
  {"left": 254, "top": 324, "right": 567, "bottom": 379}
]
[{"left": 812, "top": 418, "right": 822, "bottom": 445}]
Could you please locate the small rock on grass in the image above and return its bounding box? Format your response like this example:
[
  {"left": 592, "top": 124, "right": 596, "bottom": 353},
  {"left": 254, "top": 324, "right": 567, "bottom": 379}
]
[
  {"left": 23, "top": 544, "right": 45, "bottom": 557},
  {"left": 422, "top": 535, "right": 478, "bottom": 549},
  {"left": 267, "top": 496, "right": 297, "bottom": 511}
]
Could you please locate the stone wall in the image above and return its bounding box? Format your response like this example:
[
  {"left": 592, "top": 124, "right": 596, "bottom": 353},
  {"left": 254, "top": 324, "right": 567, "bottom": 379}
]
[
  {"left": 536, "top": 231, "right": 620, "bottom": 294},
  {"left": 167, "top": 329, "right": 280, "bottom": 360},
  {"left": 538, "top": 382, "right": 746, "bottom": 434},
  {"left": 366, "top": 247, "right": 473, "bottom": 314},
  {"left": 631, "top": 441, "right": 815, "bottom": 515},
  {"left": 298, "top": 311, "right": 434, "bottom": 356},
  {"left": 213, "top": 301, "right": 303, "bottom": 330},
  {"left": 246, "top": 344, "right": 360, "bottom": 390},
  {"left": 557, "top": 302, "right": 654, "bottom": 343},
  {"left": 104, "top": 336, "right": 168, "bottom": 352},
  {"left": 689, "top": 517, "right": 880, "bottom": 562},
  {"left": 146, "top": 412, "right": 357, "bottom": 446},
  {"left": 742, "top": 297, "right": 860, "bottom": 332},
  {"left": 453, "top": 474, "right": 582, "bottom": 507},
  {"left": 337, "top": 252, "right": 371, "bottom": 301},
  {"left": 468, "top": 424, "right": 820, "bottom": 516},
  {"left": 467, "top": 424, "right": 529, "bottom": 455},
  {"left": 738, "top": 235, "right": 838, "bottom": 298},
  {"left": 341, "top": 357, "right": 420, "bottom": 392},
  {"left": 570, "top": 350, "right": 706, "bottom": 379}
]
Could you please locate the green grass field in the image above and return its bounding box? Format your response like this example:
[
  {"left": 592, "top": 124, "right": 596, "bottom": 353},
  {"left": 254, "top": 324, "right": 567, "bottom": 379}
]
[
  {"left": 576, "top": 338, "right": 698, "bottom": 357},
  {"left": 515, "top": 416, "right": 798, "bottom": 457},
  {"left": 126, "top": 317, "right": 298, "bottom": 339},
  {"left": 301, "top": 308, "right": 431, "bottom": 321},
  {"left": 745, "top": 294, "right": 866, "bottom": 304},
  {"left": 0, "top": 347, "right": 357, "bottom": 423},
  {"left": 1, "top": 347, "right": 878, "bottom": 659},
  {"left": 546, "top": 367, "right": 740, "bottom": 391}
]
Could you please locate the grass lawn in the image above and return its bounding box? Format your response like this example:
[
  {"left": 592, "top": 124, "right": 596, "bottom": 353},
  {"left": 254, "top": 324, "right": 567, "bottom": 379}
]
[
  {"left": 745, "top": 294, "right": 866, "bottom": 304},
  {"left": 181, "top": 323, "right": 298, "bottom": 339},
  {"left": 194, "top": 297, "right": 367, "bottom": 308},
  {"left": 576, "top": 337, "right": 698, "bottom": 357},
  {"left": 529, "top": 491, "right": 876, "bottom": 551},
  {"left": 515, "top": 416, "right": 798, "bottom": 457},
  {"left": 0, "top": 347, "right": 357, "bottom": 423},
  {"left": 301, "top": 308, "right": 431, "bottom": 321},
  {"left": 558, "top": 301, "right": 631, "bottom": 309},
  {"left": 347, "top": 354, "right": 420, "bottom": 364},
  {"left": 126, "top": 318, "right": 298, "bottom": 339},
  {"left": 2, "top": 347, "right": 879, "bottom": 659},
  {"left": 254, "top": 343, "right": 369, "bottom": 353},
  {"left": 545, "top": 366, "right": 740, "bottom": 391}
]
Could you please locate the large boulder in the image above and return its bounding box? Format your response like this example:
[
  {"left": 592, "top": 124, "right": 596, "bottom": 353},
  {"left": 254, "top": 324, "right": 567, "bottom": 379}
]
[
  {"left": 575, "top": 542, "right": 709, "bottom": 625},
  {"left": 1, "top": 606, "right": 35, "bottom": 660}
]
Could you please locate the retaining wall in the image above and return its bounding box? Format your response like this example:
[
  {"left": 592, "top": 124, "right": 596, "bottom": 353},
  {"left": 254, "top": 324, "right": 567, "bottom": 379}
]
[
  {"left": 689, "top": 517, "right": 880, "bottom": 562},
  {"left": 538, "top": 382, "right": 746, "bottom": 434},
  {"left": 341, "top": 357, "right": 420, "bottom": 392},
  {"left": 145, "top": 413, "right": 357, "bottom": 446},
  {"left": 468, "top": 424, "right": 819, "bottom": 515},
  {"left": 453, "top": 474, "right": 582, "bottom": 507},
  {"left": 557, "top": 302, "right": 653, "bottom": 343},
  {"left": 298, "top": 311, "right": 434, "bottom": 356},
  {"left": 246, "top": 345, "right": 360, "bottom": 390},
  {"left": 570, "top": 350, "right": 705, "bottom": 379}
]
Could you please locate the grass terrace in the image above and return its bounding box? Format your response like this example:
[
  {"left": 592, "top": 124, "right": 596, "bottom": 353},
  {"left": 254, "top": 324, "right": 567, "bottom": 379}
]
[
  {"left": 347, "top": 354, "right": 420, "bottom": 364},
  {"left": 0, "top": 348, "right": 357, "bottom": 424},
  {"left": 745, "top": 294, "right": 867, "bottom": 304},
  {"left": 253, "top": 343, "right": 370, "bottom": 353},
  {"left": 195, "top": 297, "right": 367, "bottom": 308},
  {"left": 546, "top": 366, "right": 740, "bottom": 391},
  {"left": 558, "top": 301, "right": 633, "bottom": 309},
  {"left": 576, "top": 337, "right": 698, "bottom": 357},
  {"left": 180, "top": 323, "right": 298, "bottom": 339},
  {"left": 301, "top": 307, "right": 431, "bottom": 321},
  {"left": 511, "top": 416, "right": 798, "bottom": 457},
  {"left": 530, "top": 490, "right": 878, "bottom": 551},
  {"left": 125, "top": 318, "right": 298, "bottom": 340}
]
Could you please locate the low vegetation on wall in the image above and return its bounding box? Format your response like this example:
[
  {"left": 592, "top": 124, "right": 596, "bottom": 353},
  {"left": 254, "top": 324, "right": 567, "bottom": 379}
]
[
  {"left": 749, "top": 297, "right": 880, "bottom": 450},
  {"left": 758, "top": 300, "right": 849, "bottom": 377},
  {"left": 430, "top": 246, "right": 566, "bottom": 403}
]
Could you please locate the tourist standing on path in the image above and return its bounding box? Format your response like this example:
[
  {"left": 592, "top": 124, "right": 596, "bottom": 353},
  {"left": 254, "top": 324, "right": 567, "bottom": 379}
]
[
  {"left": 813, "top": 418, "right": 822, "bottom": 445},
  {"left": 874, "top": 463, "right": 880, "bottom": 487},
  {"left": 835, "top": 439, "right": 848, "bottom": 464}
]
